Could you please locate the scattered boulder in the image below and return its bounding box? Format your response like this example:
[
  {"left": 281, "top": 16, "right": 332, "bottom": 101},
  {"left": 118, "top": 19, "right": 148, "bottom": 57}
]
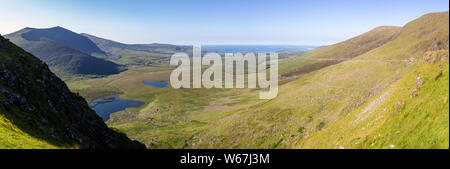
[
  {"left": 441, "top": 54, "right": 448, "bottom": 61},
  {"left": 423, "top": 53, "right": 433, "bottom": 63},
  {"left": 410, "top": 88, "right": 417, "bottom": 98},
  {"left": 416, "top": 75, "right": 423, "bottom": 88}
]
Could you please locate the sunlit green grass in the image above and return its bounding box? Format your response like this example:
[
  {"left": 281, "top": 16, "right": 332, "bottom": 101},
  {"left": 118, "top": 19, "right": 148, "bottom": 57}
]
[
  {"left": 64, "top": 12, "right": 449, "bottom": 149},
  {"left": 299, "top": 51, "right": 449, "bottom": 149},
  {"left": 0, "top": 112, "right": 58, "bottom": 149}
]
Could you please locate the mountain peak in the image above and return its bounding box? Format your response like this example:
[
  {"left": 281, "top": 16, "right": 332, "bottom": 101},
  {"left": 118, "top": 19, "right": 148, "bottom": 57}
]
[
  {"left": 1, "top": 35, "right": 145, "bottom": 149},
  {"left": 4, "top": 27, "right": 122, "bottom": 75},
  {"left": 9, "top": 26, "right": 106, "bottom": 55},
  {"left": 47, "top": 26, "right": 76, "bottom": 32}
]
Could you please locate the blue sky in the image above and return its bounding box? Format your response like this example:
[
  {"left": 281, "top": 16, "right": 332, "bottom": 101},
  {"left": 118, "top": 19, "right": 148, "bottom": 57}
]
[{"left": 0, "top": 0, "right": 448, "bottom": 45}]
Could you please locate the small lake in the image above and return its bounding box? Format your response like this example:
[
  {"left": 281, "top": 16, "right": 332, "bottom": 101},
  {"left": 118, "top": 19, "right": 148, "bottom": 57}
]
[
  {"left": 89, "top": 95, "right": 145, "bottom": 121},
  {"left": 144, "top": 80, "right": 169, "bottom": 88}
]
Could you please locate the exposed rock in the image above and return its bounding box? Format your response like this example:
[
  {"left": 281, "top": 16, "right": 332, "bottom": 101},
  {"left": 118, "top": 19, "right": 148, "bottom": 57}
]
[
  {"left": 0, "top": 35, "right": 145, "bottom": 149},
  {"left": 408, "top": 57, "right": 417, "bottom": 64},
  {"left": 423, "top": 53, "right": 433, "bottom": 63},
  {"left": 410, "top": 88, "right": 417, "bottom": 98},
  {"left": 132, "top": 140, "right": 147, "bottom": 149},
  {"left": 416, "top": 75, "right": 423, "bottom": 88}
]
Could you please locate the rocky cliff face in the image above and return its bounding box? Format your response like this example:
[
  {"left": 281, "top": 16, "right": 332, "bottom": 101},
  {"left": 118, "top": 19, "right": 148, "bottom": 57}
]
[{"left": 0, "top": 35, "right": 145, "bottom": 149}]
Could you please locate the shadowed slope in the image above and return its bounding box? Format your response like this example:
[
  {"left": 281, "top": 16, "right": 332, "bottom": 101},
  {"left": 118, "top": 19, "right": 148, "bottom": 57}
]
[
  {"left": 21, "top": 26, "right": 105, "bottom": 55},
  {"left": 0, "top": 35, "right": 145, "bottom": 149},
  {"left": 5, "top": 27, "right": 122, "bottom": 75}
]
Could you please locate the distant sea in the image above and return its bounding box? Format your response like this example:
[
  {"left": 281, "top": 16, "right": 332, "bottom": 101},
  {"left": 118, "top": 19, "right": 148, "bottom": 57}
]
[{"left": 202, "top": 45, "right": 317, "bottom": 53}]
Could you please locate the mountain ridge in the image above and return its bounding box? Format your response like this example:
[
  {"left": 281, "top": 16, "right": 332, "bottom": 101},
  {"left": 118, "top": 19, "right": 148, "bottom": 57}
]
[
  {"left": 20, "top": 26, "right": 105, "bottom": 55},
  {"left": 279, "top": 25, "right": 402, "bottom": 76},
  {"left": 0, "top": 35, "right": 145, "bottom": 149},
  {"left": 81, "top": 33, "right": 197, "bottom": 66},
  {"left": 5, "top": 27, "right": 123, "bottom": 76}
]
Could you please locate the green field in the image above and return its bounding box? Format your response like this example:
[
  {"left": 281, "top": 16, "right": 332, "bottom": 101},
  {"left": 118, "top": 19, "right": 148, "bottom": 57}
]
[{"left": 63, "top": 12, "right": 449, "bottom": 149}]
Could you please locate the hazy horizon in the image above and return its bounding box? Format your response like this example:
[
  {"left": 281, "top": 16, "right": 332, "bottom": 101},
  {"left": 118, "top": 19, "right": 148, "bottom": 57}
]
[{"left": 1, "top": 0, "right": 449, "bottom": 46}]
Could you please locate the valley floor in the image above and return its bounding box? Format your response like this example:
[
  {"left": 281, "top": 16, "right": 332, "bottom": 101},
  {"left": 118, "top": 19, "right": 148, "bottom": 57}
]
[
  {"left": 66, "top": 49, "right": 449, "bottom": 149},
  {"left": 66, "top": 12, "right": 449, "bottom": 149}
]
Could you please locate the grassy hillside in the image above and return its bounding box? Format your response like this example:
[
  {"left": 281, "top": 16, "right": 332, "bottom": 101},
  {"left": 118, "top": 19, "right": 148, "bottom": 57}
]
[
  {"left": 278, "top": 26, "right": 401, "bottom": 75},
  {"left": 0, "top": 35, "right": 145, "bottom": 149},
  {"left": 191, "top": 12, "right": 448, "bottom": 149},
  {"left": 1, "top": 110, "right": 58, "bottom": 149},
  {"left": 296, "top": 12, "right": 450, "bottom": 148},
  {"left": 299, "top": 50, "right": 449, "bottom": 149},
  {"left": 66, "top": 12, "right": 448, "bottom": 149},
  {"left": 5, "top": 27, "right": 123, "bottom": 76}
]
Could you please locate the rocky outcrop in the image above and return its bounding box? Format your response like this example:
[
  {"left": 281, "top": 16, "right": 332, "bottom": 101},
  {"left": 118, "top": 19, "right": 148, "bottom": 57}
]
[{"left": 0, "top": 35, "right": 145, "bottom": 149}]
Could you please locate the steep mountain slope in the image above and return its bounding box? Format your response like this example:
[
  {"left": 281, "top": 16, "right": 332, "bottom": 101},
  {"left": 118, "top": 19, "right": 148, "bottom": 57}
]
[
  {"left": 300, "top": 50, "right": 449, "bottom": 149},
  {"left": 82, "top": 33, "right": 193, "bottom": 66},
  {"left": 279, "top": 26, "right": 401, "bottom": 75},
  {"left": 20, "top": 26, "right": 105, "bottom": 55},
  {"left": 298, "top": 12, "right": 449, "bottom": 149},
  {"left": 0, "top": 35, "right": 145, "bottom": 149},
  {"left": 125, "top": 12, "right": 447, "bottom": 149},
  {"left": 5, "top": 27, "right": 122, "bottom": 75},
  {"left": 1, "top": 111, "right": 57, "bottom": 148}
]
